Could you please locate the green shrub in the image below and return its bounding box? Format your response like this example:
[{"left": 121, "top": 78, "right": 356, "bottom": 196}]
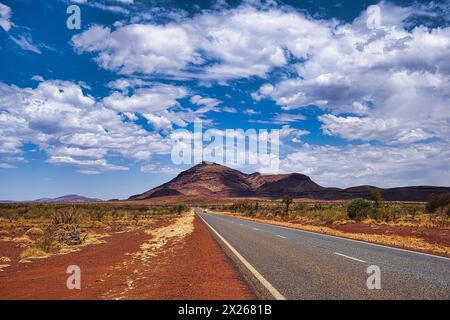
[
  {"left": 425, "top": 194, "right": 450, "bottom": 213},
  {"left": 347, "top": 199, "right": 372, "bottom": 221},
  {"left": 319, "top": 209, "right": 348, "bottom": 223},
  {"left": 34, "top": 227, "right": 55, "bottom": 252}
]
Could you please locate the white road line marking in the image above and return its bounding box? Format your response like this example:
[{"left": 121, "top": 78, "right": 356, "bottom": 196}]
[
  {"left": 252, "top": 227, "right": 259, "bottom": 231},
  {"left": 197, "top": 213, "right": 286, "bottom": 300},
  {"left": 239, "top": 223, "right": 244, "bottom": 226},
  {"left": 276, "top": 235, "right": 287, "bottom": 239},
  {"left": 334, "top": 252, "right": 366, "bottom": 263}
]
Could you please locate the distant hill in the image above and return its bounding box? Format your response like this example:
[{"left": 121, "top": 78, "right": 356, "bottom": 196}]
[
  {"left": 33, "top": 194, "right": 102, "bottom": 203},
  {"left": 31, "top": 194, "right": 103, "bottom": 203},
  {"left": 129, "top": 162, "right": 450, "bottom": 202},
  {"left": 0, "top": 195, "right": 103, "bottom": 203}
]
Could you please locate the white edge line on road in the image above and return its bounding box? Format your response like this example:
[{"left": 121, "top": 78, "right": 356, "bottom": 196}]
[
  {"left": 214, "top": 213, "right": 450, "bottom": 262},
  {"left": 276, "top": 235, "right": 287, "bottom": 239},
  {"left": 197, "top": 212, "right": 286, "bottom": 300},
  {"left": 334, "top": 252, "right": 366, "bottom": 263}
]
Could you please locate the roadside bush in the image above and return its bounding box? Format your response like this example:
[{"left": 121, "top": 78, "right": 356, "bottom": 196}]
[
  {"left": 52, "top": 209, "right": 82, "bottom": 225},
  {"left": 54, "top": 225, "right": 87, "bottom": 246},
  {"left": 426, "top": 194, "right": 450, "bottom": 213},
  {"left": 288, "top": 211, "right": 299, "bottom": 220},
  {"left": 377, "top": 207, "right": 391, "bottom": 222},
  {"left": 34, "top": 226, "right": 55, "bottom": 252},
  {"left": 319, "top": 209, "right": 348, "bottom": 224},
  {"left": 434, "top": 204, "right": 450, "bottom": 218},
  {"left": 347, "top": 199, "right": 372, "bottom": 221},
  {"left": 174, "top": 204, "right": 188, "bottom": 215}
]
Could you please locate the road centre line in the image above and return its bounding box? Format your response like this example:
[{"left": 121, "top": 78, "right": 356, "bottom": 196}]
[{"left": 334, "top": 252, "right": 366, "bottom": 263}]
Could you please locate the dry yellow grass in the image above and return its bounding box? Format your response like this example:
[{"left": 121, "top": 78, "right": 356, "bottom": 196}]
[
  {"left": 218, "top": 212, "right": 450, "bottom": 257},
  {"left": 20, "top": 247, "right": 48, "bottom": 260},
  {"left": 136, "top": 212, "right": 194, "bottom": 262},
  {"left": 361, "top": 214, "right": 449, "bottom": 229},
  {"left": 0, "top": 230, "right": 8, "bottom": 236},
  {"left": 0, "top": 256, "right": 11, "bottom": 263},
  {"left": 10, "top": 235, "right": 34, "bottom": 244},
  {"left": 25, "top": 227, "right": 44, "bottom": 236}
]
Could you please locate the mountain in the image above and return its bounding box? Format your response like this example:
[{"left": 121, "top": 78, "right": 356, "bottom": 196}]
[
  {"left": 129, "top": 162, "right": 450, "bottom": 202},
  {"left": 33, "top": 194, "right": 102, "bottom": 203},
  {"left": 130, "top": 162, "right": 255, "bottom": 200}
]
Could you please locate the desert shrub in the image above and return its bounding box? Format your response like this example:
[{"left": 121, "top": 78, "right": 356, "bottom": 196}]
[
  {"left": 34, "top": 226, "right": 56, "bottom": 252},
  {"left": 52, "top": 208, "right": 82, "bottom": 225},
  {"left": 25, "top": 227, "right": 44, "bottom": 236},
  {"left": 174, "top": 204, "right": 188, "bottom": 215},
  {"left": 426, "top": 194, "right": 450, "bottom": 213},
  {"left": 377, "top": 207, "right": 391, "bottom": 222},
  {"left": 281, "top": 196, "right": 293, "bottom": 216},
  {"left": 229, "top": 201, "right": 260, "bottom": 216},
  {"left": 319, "top": 209, "right": 348, "bottom": 223},
  {"left": 89, "top": 221, "right": 106, "bottom": 228},
  {"left": 93, "top": 211, "right": 106, "bottom": 222},
  {"left": 288, "top": 211, "right": 299, "bottom": 220},
  {"left": 347, "top": 199, "right": 372, "bottom": 221},
  {"left": 35, "top": 224, "right": 87, "bottom": 252},
  {"left": 54, "top": 226, "right": 87, "bottom": 245}
]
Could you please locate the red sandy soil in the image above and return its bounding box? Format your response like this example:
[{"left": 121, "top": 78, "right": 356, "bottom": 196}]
[
  {"left": 106, "top": 217, "right": 255, "bottom": 300},
  {"left": 0, "top": 217, "right": 255, "bottom": 300}
]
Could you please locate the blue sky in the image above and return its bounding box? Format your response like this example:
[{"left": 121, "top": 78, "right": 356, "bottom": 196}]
[{"left": 0, "top": 0, "right": 449, "bottom": 200}]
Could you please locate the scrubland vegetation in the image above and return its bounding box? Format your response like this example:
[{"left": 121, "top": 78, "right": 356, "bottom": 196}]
[
  {"left": 207, "top": 193, "right": 450, "bottom": 228},
  {"left": 0, "top": 203, "right": 189, "bottom": 259}
]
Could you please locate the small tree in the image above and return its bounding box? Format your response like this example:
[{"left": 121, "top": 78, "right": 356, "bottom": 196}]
[
  {"left": 426, "top": 194, "right": 450, "bottom": 213},
  {"left": 175, "top": 205, "right": 187, "bottom": 215},
  {"left": 370, "top": 189, "right": 383, "bottom": 208},
  {"left": 282, "top": 196, "right": 293, "bottom": 216},
  {"left": 347, "top": 198, "right": 372, "bottom": 221}
]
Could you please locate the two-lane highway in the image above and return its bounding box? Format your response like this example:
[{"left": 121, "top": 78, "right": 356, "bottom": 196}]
[{"left": 196, "top": 209, "right": 450, "bottom": 299}]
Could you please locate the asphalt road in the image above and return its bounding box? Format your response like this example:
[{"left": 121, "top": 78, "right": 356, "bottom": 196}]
[{"left": 196, "top": 209, "right": 450, "bottom": 300}]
